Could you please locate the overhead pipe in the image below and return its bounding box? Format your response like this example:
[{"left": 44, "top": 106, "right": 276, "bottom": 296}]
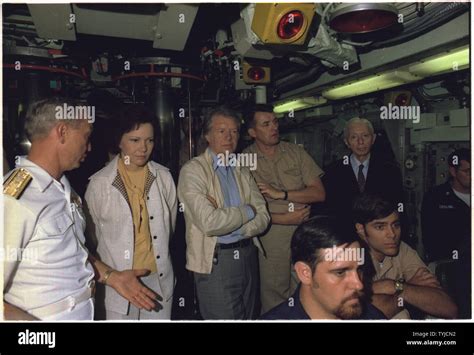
[
  {"left": 273, "top": 63, "right": 324, "bottom": 97},
  {"left": 112, "top": 65, "right": 205, "bottom": 82},
  {"left": 3, "top": 63, "right": 89, "bottom": 80}
]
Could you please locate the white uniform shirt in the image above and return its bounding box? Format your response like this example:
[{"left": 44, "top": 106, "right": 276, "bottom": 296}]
[{"left": 3, "top": 157, "right": 95, "bottom": 320}]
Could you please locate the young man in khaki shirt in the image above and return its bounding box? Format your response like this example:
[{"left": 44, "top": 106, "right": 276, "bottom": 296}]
[
  {"left": 352, "top": 193, "right": 458, "bottom": 319},
  {"left": 243, "top": 104, "right": 326, "bottom": 313}
]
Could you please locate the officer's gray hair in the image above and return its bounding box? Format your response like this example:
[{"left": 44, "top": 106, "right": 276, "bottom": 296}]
[
  {"left": 203, "top": 106, "right": 241, "bottom": 136},
  {"left": 25, "top": 97, "right": 83, "bottom": 141},
  {"left": 343, "top": 117, "right": 374, "bottom": 139}
]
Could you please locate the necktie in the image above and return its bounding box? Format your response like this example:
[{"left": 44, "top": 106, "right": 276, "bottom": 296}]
[{"left": 358, "top": 164, "right": 366, "bottom": 192}]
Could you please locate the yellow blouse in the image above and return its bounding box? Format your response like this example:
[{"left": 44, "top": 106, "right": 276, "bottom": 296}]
[{"left": 118, "top": 158, "right": 157, "bottom": 273}]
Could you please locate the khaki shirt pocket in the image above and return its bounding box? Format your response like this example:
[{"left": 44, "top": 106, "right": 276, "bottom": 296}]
[{"left": 281, "top": 165, "right": 305, "bottom": 190}]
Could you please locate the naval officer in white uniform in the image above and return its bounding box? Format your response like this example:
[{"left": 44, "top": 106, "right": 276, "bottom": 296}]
[{"left": 3, "top": 98, "right": 161, "bottom": 320}]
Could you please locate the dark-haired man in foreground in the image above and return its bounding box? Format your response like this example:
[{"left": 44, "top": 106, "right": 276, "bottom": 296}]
[{"left": 261, "top": 216, "right": 385, "bottom": 320}]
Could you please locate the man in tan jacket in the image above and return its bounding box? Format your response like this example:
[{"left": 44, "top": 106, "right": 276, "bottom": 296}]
[{"left": 177, "top": 106, "right": 270, "bottom": 319}]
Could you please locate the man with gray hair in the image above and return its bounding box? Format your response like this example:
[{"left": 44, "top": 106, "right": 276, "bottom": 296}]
[
  {"left": 3, "top": 97, "right": 161, "bottom": 320},
  {"left": 178, "top": 105, "right": 270, "bottom": 319},
  {"left": 322, "top": 117, "right": 403, "bottom": 233}
]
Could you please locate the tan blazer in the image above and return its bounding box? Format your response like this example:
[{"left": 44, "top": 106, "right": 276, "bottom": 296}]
[{"left": 177, "top": 148, "right": 270, "bottom": 274}]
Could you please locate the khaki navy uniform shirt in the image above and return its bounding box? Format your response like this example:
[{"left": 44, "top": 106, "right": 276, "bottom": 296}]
[
  {"left": 243, "top": 141, "right": 324, "bottom": 215},
  {"left": 372, "top": 241, "right": 430, "bottom": 319},
  {"left": 243, "top": 141, "right": 323, "bottom": 310}
]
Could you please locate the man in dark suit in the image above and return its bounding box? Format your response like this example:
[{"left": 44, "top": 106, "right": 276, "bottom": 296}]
[
  {"left": 421, "top": 148, "right": 470, "bottom": 262},
  {"left": 421, "top": 148, "right": 470, "bottom": 318},
  {"left": 322, "top": 117, "right": 403, "bottom": 234}
]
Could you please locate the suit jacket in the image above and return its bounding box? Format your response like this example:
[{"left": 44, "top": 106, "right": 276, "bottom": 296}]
[
  {"left": 85, "top": 155, "right": 177, "bottom": 315},
  {"left": 322, "top": 155, "right": 404, "bottom": 226},
  {"left": 177, "top": 148, "right": 270, "bottom": 274}
]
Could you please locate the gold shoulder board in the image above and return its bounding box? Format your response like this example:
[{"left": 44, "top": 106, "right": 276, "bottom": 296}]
[{"left": 3, "top": 168, "right": 32, "bottom": 199}]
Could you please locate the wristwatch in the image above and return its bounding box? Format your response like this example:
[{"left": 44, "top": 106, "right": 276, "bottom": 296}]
[{"left": 394, "top": 278, "right": 405, "bottom": 295}]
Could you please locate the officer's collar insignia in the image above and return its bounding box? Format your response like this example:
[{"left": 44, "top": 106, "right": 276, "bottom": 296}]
[{"left": 3, "top": 168, "right": 32, "bottom": 199}]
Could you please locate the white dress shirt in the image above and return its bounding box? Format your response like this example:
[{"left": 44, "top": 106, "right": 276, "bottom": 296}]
[{"left": 350, "top": 154, "right": 370, "bottom": 180}]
